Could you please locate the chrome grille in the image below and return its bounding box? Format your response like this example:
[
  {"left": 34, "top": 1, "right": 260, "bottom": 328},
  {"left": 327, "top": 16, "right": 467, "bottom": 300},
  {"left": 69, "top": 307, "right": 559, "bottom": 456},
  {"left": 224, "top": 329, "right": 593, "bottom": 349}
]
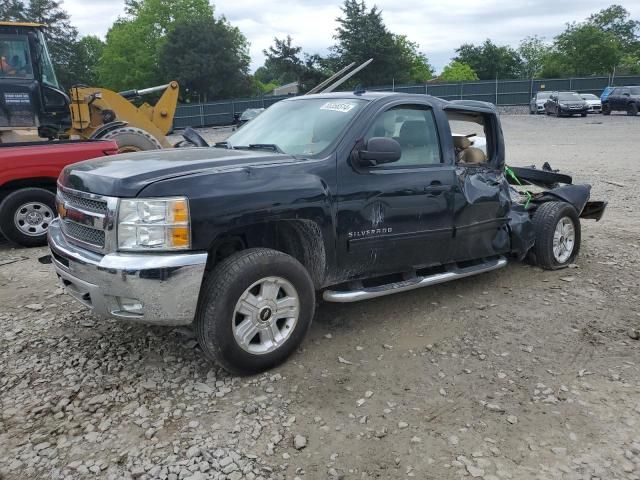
[
  {"left": 60, "top": 189, "right": 107, "bottom": 214},
  {"left": 63, "top": 221, "right": 105, "bottom": 247},
  {"left": 57, "top": 186, "right": 116, "bottom": 253}
]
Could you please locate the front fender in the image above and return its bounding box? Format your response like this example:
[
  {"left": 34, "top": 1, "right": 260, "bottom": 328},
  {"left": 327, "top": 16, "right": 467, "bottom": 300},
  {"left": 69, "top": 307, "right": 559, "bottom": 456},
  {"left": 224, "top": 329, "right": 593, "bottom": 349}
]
[{"left": 138, "top": 163, "right": 337, "bottom": 271}]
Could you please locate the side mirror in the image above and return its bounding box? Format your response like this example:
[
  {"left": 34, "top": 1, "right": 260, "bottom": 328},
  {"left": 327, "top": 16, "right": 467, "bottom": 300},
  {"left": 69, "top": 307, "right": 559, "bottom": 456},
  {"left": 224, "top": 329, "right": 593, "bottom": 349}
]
[{"left": 358, "top": 137, "right": 401, "bottom": 166}]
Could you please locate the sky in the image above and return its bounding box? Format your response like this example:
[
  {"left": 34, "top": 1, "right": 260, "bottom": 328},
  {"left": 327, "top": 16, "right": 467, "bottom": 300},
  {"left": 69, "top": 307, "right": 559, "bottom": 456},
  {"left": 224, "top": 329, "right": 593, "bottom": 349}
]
[{"left": 63, "top": 0, "right": 640, "bottom": 73}]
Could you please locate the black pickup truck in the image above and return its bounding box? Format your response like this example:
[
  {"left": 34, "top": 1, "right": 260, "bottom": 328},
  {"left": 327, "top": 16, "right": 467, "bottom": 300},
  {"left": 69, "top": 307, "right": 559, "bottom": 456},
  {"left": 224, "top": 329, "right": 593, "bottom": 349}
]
[{"left": 48, "top": 91, "right": 606, "bottom": 374}]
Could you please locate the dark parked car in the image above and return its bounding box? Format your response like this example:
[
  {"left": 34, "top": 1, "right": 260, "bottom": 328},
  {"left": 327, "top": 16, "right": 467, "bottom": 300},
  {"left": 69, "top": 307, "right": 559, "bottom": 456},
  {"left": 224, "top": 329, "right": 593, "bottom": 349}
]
[
  {"left": 48, "top": 92, "right": 606, "bottom": 374},
  {"left": 529, "top": 91, "right": 552, "bottom": 114},
  {"left": 602, "top": 86, "right": 640, "bottom": 116},
  {"left": 544, "top": 91, "right": 589, "bottom": 117}
]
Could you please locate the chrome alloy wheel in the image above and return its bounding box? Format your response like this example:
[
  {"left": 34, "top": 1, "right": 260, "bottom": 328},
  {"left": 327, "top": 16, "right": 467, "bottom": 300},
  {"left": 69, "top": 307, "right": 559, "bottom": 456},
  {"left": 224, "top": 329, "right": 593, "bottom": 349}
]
[
  {"left": 553, "top": 216, "right": 575, "bottom": 263},
  {"left": 232, "top": 276, "right": 300, "bottom": 355},
  {"left": 14, "top": 202, "right": 54, "bottom": 237}
]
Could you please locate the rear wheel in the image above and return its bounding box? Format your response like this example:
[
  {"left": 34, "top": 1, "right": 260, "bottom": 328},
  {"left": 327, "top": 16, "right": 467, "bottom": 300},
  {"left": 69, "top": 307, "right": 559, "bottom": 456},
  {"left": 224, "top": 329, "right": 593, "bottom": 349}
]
[
  {"left": 100, "top": 126, "right": 162, "bottom": 153},
  {"left": 195, "top": 248, "right": 315, "bottom": 375},
  {"left": 602, "top": 103, "right": 611, "bottom": 115},
  {"left": 627, "top": 103, "right": 638, "bottom": 116},
  {"left": 529, "top": 202, "right": 581, "bottom": 270},
  {"left": 581, "top": 112, "right": 587, "bottom": 117},
  {"left": 0, "top": 188, "right": 56, "bottom": 247}
]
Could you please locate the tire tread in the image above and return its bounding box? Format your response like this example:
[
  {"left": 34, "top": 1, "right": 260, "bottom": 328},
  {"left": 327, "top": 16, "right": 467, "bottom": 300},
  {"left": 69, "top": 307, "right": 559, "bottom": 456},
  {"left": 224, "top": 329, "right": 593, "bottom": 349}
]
[
  {"left": 530, "top": 201, "right": 580, "bottom": 270},
  {"left": 195, "top": 248, "right": 314, "bottom": 374}
]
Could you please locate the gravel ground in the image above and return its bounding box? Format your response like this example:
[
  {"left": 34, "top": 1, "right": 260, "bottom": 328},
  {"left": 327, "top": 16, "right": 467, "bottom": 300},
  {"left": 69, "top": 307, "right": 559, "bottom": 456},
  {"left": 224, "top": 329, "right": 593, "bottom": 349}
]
[{"left": 1, "top": 113, "right": 639, "bottom": 480}]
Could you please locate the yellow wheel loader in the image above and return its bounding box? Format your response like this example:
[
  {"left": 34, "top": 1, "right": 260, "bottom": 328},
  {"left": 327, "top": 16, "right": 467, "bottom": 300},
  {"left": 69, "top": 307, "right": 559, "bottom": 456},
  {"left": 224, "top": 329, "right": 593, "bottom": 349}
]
[{"left": 0, "top": 22, "right": 178, "bottom": 152}]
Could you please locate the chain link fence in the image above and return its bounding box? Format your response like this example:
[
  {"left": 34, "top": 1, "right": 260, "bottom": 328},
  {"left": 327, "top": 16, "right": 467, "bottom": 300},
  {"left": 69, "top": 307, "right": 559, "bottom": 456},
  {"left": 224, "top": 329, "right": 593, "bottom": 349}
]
[{"left": 173, "top": 75, "right": 640, "bottom": 129}]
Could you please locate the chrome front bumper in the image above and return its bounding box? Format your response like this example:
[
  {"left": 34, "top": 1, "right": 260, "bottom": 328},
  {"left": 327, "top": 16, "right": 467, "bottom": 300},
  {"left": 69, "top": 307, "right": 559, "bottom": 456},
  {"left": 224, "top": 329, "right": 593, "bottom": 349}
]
[{"left": 48, "top": 218, "right": 207, "bottom": 326}]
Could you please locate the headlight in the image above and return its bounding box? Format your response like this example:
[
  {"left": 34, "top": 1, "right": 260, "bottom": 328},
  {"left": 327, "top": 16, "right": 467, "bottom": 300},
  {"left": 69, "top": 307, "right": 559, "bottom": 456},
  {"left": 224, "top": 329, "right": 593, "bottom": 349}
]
[{"left": 117, "top": 197, "right": 190, "bottom": 251}]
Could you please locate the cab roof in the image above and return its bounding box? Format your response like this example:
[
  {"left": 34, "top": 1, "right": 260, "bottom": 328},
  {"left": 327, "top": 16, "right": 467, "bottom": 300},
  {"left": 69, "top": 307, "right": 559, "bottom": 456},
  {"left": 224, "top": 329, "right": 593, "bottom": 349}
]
[
  {"left": 0, "top": 21, "right": 45, "bottom": 28},
  {"left": 290, "top": 90, "right": 497, "bottom": 115}
]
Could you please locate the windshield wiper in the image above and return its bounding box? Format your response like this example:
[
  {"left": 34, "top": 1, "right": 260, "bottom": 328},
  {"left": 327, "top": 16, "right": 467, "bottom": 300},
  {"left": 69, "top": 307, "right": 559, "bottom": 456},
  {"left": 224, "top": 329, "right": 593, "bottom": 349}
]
[
  {"left": 214, "top": 141, "right": 230, "bottom": 148},
  {"left": 234, "top": 143, "right": 284, "bottom": 154}
]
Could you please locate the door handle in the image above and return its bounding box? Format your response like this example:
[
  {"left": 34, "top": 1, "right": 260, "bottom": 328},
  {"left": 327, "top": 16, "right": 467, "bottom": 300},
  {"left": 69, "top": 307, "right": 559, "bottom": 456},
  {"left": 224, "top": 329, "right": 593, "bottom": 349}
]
[{"left": 423, "top": 182, "right": 450, "bottom": 195}]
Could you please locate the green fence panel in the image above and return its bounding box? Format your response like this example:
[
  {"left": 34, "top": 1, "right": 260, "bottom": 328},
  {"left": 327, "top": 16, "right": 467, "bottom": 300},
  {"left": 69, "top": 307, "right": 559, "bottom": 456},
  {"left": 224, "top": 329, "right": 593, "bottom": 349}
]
[{"left": 172, "top": 75, "right": 640, "bottom": 129}]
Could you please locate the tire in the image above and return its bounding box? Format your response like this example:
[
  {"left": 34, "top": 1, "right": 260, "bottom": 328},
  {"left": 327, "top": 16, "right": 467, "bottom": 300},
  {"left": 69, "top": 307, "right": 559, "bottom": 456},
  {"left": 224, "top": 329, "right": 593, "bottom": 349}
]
[
  {"left": 529, "top": 202, "right": 581, "bottom": 270},
  {"left": 602, "top": 103, "right": 611, "bottom": 115},
  {"left": 555, "top": 108, "right": 561, "bottom": 117},
  {"left": 627, "top": 103, "right": 638, "bottom": 116},
  {"left": 195, "top": 248, "right": 315, "bottom": 375},
  {"left": 100, "top": 126, "right": 162, "bottom": 153},
  {"left": 0, "top": 188, "right": 56, "bottom": 247},
  {"left": 581, "top": 113, "right": 587, "bottom": 117}
]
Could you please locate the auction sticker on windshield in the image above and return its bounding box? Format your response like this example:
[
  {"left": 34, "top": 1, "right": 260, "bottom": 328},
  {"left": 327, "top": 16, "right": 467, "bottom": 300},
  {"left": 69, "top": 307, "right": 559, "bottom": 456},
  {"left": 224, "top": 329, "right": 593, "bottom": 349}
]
[{"left": 320, "top": 102, "right": 357, "bottom": 113}]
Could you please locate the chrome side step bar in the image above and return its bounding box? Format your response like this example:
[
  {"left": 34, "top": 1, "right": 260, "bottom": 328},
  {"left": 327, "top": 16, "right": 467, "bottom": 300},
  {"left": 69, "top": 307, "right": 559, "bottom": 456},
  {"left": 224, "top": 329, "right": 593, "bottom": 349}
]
[{"left": 322, "top": 256, "right": 508, "bottom": 303}]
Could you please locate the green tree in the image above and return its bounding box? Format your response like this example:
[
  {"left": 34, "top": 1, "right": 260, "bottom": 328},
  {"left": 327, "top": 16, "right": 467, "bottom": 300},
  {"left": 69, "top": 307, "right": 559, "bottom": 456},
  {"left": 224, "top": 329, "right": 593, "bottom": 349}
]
[
  {"left": 66, "top": 36, "right": 105, "bottom": 86},
  {"left": 98, "top": 0, "right": 213, "bottom": 91},
  {"left": 440, "top": 61, "right": 479, "bottom": 81},
  {"left": 159, "top": 16, "right": 250, "bottom": 102},
  {"left": 331, "top": 0, "right": 424, "bottom": 86},
  {"left": 0, "top": 0, "right": 26, "bottom": 19},
  {"left": 518, "top": 36, "right": 550, "bottom": 78},
  {"left": 538, "top": 51, "right": 570, "bottom": 78},
  {"left": 394, "top": 35, "right": 434, "bottom": 82},
  {"left": 454, "top": 39, "right": 522, "bottom": 79},
  {"left": 260, "top": 36, "right": 304, "bottom": 85},
  {"left": 553, "top": 23, "right": 622, "bottom": 75},
  {"left": 588, "top": 5, "right": 639, "bottom": 50},
  {"left": 618, "top": 53, "right": 640, "bottom": 74}
]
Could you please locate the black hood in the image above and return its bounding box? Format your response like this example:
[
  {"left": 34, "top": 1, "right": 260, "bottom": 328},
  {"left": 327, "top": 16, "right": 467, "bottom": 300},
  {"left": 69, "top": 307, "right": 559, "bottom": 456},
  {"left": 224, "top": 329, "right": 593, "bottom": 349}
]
[{"left": 59, "top": 147, "right": 298, "bottom": 197}]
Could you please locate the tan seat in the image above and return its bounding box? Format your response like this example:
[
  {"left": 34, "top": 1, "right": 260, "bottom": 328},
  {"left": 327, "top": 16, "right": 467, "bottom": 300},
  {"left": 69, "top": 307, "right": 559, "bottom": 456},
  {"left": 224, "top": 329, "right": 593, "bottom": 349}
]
[
  {"left": 452, "top": 136, "right": 472, "bottom": 150},
  {"left": 457, "top": 147, "right": 487, "bottom": 164}
]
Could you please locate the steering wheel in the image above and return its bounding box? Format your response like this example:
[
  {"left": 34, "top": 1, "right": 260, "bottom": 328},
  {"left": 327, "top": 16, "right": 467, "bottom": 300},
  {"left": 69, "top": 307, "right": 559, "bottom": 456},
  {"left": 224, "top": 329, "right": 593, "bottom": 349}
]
[{"left": 182, "top": 127, "right": 209, "bottom": 147}]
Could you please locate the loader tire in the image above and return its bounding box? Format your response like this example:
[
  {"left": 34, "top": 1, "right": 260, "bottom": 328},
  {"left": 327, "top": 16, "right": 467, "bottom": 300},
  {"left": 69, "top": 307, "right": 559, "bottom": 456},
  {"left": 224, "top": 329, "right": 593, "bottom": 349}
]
[{"left": 101, "top": 127, "right": 162, "bottom": 153}]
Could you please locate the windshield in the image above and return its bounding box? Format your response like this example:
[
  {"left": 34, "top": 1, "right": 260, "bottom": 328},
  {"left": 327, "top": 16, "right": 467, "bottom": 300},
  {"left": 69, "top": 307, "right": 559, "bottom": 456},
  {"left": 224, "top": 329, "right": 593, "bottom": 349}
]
[
  {"left": 581, "top": 94, "right": 598, "bottom": 100},
  {"left": 36, "top": 31, "right": 59, "bottom": 88},
  {"left": 536, "top": 92, "right": 551, "bottom": 99},
  {"left": 0, "top": 35, "right": 33, "bottom": 79},
  {"left": 226, "top": 98, "right": 368, "bottom": 156},
  {"left": 558, "top": 92, "right": 583, "bottom": 101}
]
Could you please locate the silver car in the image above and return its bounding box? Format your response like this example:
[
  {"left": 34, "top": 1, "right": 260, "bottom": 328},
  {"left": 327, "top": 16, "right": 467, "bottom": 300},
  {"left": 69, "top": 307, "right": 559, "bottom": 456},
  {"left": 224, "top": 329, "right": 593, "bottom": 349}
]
[
  {"left": 580, "top": 93, "right": 602, "bottom": 113},
  {"left": 529, "top": 91, "right": 552, "bottom": 114}
]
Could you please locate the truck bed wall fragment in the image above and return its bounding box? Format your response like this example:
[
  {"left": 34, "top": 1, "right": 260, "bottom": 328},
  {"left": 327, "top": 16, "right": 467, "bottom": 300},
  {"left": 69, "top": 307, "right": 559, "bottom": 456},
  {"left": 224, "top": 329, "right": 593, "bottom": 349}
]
[
  {"left": 453, "top": 166, "right": 515, "bottom": 257},
  {"left": 532, "top": 184, "right": 591, "bottom": 215}
]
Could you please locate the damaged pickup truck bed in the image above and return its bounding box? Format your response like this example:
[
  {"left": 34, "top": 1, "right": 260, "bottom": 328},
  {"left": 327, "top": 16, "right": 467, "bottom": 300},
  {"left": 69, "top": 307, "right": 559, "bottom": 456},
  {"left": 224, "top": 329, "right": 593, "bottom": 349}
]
[{"left": 48, "top": 91, "right": 606, "bottom": 374}]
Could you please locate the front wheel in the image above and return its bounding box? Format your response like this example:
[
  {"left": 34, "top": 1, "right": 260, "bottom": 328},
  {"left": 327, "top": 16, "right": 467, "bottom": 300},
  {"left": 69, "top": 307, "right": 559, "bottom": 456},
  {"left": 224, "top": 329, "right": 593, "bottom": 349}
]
[
  {"left": 195, "top": 248, "right": 315, "bottom": 375},
  {"left": 602, "top": 103, "right": 611, "bottom": 115},
  {"left": 529, "top": 202, "right": 581, "bottom": 270},
  {"left": 627, "top": 103, "right": 638, "bottom": 116},
  {"left": 581, "top": 113, "right": 587, "bottom": 117},
  {"left": 0, "top": 188, "right": 57, "bottom": 247}
]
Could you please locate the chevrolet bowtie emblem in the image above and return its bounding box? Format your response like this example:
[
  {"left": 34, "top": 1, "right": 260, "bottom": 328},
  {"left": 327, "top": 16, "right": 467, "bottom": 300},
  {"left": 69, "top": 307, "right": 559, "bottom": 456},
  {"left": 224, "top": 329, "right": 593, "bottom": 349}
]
[{"left": 57, "top": 201, "right": 67, "bottom": 219}]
